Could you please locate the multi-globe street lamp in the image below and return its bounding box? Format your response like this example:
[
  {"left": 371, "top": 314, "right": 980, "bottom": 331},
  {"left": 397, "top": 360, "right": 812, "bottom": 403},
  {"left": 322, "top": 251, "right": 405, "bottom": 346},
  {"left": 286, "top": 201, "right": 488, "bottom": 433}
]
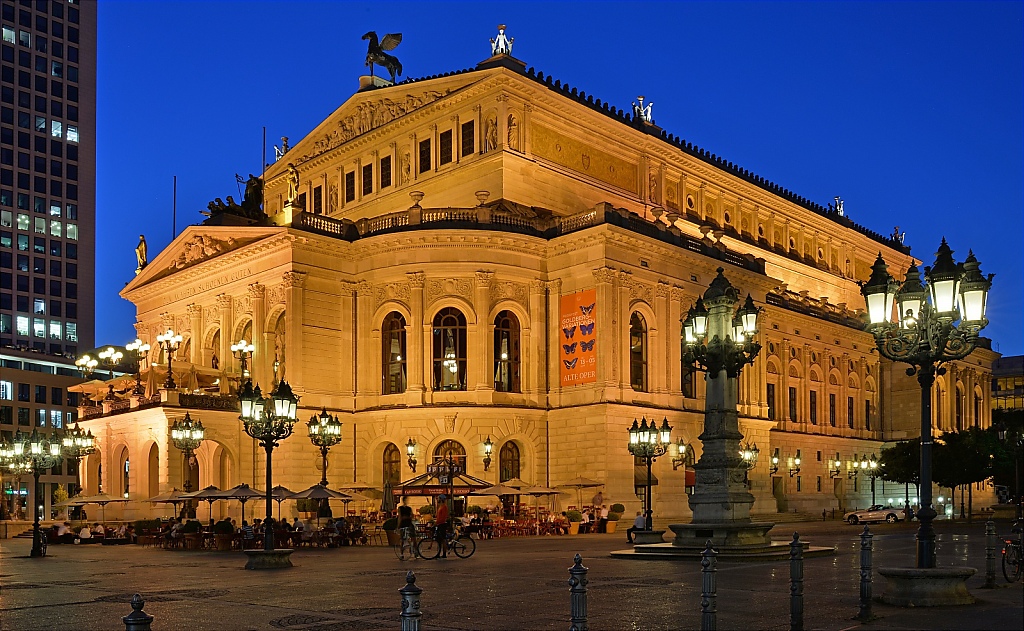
[
  {"left": 239, "top": 380, "right": 299, "bottom": 551},
  {"left": 231, "top": 338, "right": 255, "bottom": 380},
  {"left": 0, "top": 430, "right": 64, "bottom": 557},
  {"left": 75, "top": 354, "right": 98, "bottom": 377},
  {"left": 861, "top": 239, "right": 992, "bottom": 569},
  {"left": 62, "top": 423, "right": 95, "bottom": 506},
  {"left": 156, "top": 329, "right": 183, "bottom": 389},
  {"left": 307, "top": 408, "right": 343, "bottom": 517},
  {"left": 97, "top": 346, "right": 123, "bottom": 380},
  {"left": 627, "top": 417, "right": 672, "bottom": 531},
  {"left": 125, "top": 338, "right": 151, "bottom": 395},
  {"left": 859, "top": 454, "right": 879, "bottom": 504},
  {"left": 170, "top": 413, "right": 205, "bottom": 518}
]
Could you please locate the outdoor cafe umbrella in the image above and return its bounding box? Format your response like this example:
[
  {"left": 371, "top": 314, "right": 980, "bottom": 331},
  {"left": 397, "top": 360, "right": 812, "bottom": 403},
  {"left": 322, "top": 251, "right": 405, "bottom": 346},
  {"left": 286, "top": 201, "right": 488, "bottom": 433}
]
[
  {"left": 288, "top": 485, "right": 352, "bottom": 526},
  {"left": 469, "top": 483, "right": 530, "bottom": 518},
  {"left": 73, "top": 493, "right": 131, "bottom": 523},
  {"left": 521, "top": 485, "right": 560, "bottom": 535},
  {"left": 146, "top": 488, "right": 186, "bottom": 516},
  {"left": 271, "top": 485, "right": 296, "bottom": 520},
  {"left": 179, "top": 485, "right": 221, "bottom": 521},
  {"left": 380, "top": 480, "right": 397, "bottom": 514},
  {"left": 557, "top": 476, "right": 604, "bottom": 510},
  {"left": 216, "top": 483, "right": 265, "bottom": 522}
]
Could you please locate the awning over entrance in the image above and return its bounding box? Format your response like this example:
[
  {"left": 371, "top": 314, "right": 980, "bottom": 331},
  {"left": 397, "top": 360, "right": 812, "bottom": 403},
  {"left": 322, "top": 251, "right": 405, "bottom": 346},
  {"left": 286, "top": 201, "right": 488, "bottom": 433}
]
[
  {"left": 634, "top": 465, "right": 659, "bottom": 487},
  {"left": 394, "top": 471, "right": 492, "bottom": 496}
]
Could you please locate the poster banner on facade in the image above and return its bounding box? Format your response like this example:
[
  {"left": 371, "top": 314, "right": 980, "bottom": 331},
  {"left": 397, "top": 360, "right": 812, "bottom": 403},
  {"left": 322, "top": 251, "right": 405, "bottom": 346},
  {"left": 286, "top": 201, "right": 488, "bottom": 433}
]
[{"left": 559, "top": 289, "right": 597, "bottom": 386}]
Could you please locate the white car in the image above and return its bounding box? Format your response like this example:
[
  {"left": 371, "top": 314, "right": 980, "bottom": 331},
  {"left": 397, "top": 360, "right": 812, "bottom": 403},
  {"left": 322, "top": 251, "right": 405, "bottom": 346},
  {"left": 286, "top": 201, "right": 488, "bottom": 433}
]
[{"left": 844, "top": 505, "right": 901, "bottom": 524}]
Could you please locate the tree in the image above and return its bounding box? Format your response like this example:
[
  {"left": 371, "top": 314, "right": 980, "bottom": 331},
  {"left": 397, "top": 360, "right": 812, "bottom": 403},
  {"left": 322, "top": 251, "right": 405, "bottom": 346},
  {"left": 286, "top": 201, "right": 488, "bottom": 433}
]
[
  {"left": 933, "top": 427, "right": 998, "bottom": 521},
  {"left": 879, "top": 440, "right": 920, "bottom": 510}
]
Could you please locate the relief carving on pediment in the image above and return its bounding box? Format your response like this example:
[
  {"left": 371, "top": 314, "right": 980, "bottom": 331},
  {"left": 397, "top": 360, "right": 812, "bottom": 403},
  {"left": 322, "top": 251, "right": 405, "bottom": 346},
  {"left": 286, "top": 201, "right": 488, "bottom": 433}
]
[{"left": 169, "top": 235, "right": 238, "bottom": 271}]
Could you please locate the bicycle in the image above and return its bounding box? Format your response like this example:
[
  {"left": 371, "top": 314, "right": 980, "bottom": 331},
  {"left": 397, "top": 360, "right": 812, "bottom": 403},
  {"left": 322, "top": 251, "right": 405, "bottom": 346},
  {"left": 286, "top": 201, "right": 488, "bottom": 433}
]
[
  {"left": 1002, "top": 519, "right": 1022, "bottom": 583},
  {"left": 416, "top": 523, "right": 476, "bottom": 560},
  {"left": 393, "top": 526, "right": 419, "bottom": 561}
]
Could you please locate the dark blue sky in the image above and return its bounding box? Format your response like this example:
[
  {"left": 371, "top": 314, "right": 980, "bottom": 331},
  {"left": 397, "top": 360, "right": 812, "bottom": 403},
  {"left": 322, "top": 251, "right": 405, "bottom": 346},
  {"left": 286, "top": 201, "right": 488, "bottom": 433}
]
[{"left": 96, "top": 1, "right": 1023, "bottom": 355}]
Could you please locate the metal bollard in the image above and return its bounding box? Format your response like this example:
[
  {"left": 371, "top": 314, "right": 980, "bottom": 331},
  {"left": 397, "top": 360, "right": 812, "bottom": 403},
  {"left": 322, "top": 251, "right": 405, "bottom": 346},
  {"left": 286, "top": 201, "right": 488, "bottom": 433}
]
[
  {"left": 568, "top": 553, "right": 589, "bottom": 631},
  {"left": 789, "top": 532, "right": 803, "bottom": 631},
  {"left": 399, "top": 571, "right": 423, "bottom": 631},
  {"left": 984, "top": 520, "right": 996, "bottom": 588},
  {"left": 122, "top": 594, "right": 154, "bottom": 631},
  {"left": 858, "top": 526, "right": 873, "bottom": 620},
  {"left": 700, "top": 540, "right": 717, "bottom": 631}
]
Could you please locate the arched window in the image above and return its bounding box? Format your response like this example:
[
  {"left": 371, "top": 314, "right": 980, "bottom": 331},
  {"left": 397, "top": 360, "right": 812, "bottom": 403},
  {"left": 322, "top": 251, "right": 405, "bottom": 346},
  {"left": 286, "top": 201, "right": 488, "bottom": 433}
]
[
  {"left": 432, "top": 308, "right": 467, "bottom": 391},
  {"left": 629, "top": 312, "right": 647, "bottom": 392},
  {"left": 493, "top": 310, "right": 521, "bottom": 393},
  {"left": 955, "top": 385, "right": 964, "bottom": 431},
  {"left": 383, "top": 443, "right": 401, "bottom": 485},
  {"left": 382, "top": 312, "right": 407, "bottom": 395},
  {"left": 433, "top": 439, "right": 466, "bottom": 470},
  {"left": 147, "top": 444, "right": 159, "bottom": 498},
  {"left": 499, "top": 441, "right": 521, "bottom": 482}
]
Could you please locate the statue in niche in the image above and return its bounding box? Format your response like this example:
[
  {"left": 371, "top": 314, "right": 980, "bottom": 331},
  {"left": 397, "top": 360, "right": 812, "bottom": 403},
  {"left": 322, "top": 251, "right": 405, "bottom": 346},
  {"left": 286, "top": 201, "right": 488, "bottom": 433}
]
[
  {"left": 399, "top": 152, "right": 411, "bottom": 185},
  {"left": 507, "top": 113, "right": 519, "bottom": 151},
  {"left": 211, "top": 353, "right": 219, "bottom": 370},
  {"left": 484, "top": 114, "right": 498, "bottom": 152},
  {"left": 286, "top": 163, "right": 300, "bottom": 205},
  {"left": 649, "top": 172, "right": 659, "bottom": 203},
  {"left": 274, "top": 319, "right": 286, "bottom": 383},
  {"left": 135, "top": 235, "right": 148, "bottom": 275}
]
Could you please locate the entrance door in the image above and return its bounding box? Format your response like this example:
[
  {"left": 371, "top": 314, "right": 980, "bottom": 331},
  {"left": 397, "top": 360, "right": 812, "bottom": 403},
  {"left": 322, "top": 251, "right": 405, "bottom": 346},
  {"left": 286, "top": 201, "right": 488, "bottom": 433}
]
[
  {"left": 833, "top": 477, "right": 845, "bottom": 512},
  {"left": 773, "top": 477, "right": 788, "bottom": 513}
]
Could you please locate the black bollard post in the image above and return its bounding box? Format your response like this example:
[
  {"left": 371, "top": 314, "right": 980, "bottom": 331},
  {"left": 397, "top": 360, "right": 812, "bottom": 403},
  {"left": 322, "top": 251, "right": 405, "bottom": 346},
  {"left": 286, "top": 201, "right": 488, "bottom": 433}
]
[
  {"left": 568, "top": 553, "right": 589, "bottom": 631},
  {"left": 122, "top": 594, "right": 154, "bottom": 631},
  {"left": 700, "top": 540, "right": 718, "bottom": 631},
  {"left": 984, "top": 520, "right": 996, "bottom": 589},
  {"left": 790, "top": 532, "right": 803, "bottom": 631},
  {"left": 399, "top": 571, "right": 422, "bottom": 631},
  {"left": 859, "top": 526, "right": 873, "bottom": 620}
]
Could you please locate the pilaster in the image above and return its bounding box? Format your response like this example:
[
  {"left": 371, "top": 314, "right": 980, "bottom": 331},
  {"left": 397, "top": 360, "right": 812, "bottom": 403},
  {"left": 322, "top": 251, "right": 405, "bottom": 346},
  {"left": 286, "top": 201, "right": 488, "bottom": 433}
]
[{"left": 282, "top": 271, "right": 306, "bottom": 391}]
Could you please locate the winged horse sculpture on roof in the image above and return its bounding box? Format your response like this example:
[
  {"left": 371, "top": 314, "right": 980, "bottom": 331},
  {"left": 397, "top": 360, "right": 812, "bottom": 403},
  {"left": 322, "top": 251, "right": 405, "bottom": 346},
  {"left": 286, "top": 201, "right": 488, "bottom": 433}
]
[{"left": 362, "top": 31, "right": 403, "bottom": 84}]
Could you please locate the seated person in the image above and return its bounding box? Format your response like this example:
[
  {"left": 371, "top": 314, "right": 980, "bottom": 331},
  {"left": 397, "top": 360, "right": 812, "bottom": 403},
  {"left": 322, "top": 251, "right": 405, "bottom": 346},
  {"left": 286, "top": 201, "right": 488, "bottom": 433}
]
[
  {"left": 91, "top": 523, "right": 106, "bottom": 537},
  {"left": 124, "top": 524, "right": 137, "bottom": 544},
  {"left": 78, "top": 524, "right": 93, "bottom": 541},
  {"left": 336, "top": 516, "right": 351, "bottom": 544},
  {"left": 114, "top": 523, "right": 128, "bottom": 539},
  {"left": 56, "top": 521, "right": 77, "bottom": 544},
  {"left": 349, "top": 517, "right": 367, "bottom": 545},
  {"left": 292, "top": 518, "right": 304, "bottom": 532}
]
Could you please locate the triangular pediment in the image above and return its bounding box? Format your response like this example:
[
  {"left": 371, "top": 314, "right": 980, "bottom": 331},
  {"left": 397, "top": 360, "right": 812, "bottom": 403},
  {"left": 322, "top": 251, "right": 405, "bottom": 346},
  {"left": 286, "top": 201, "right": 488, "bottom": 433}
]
[
  {"left": 121, "top": 225, "right": 285, "bottom": 297},
  {"left": 266, "top": 71, "right": 490, "bottom": 176}
]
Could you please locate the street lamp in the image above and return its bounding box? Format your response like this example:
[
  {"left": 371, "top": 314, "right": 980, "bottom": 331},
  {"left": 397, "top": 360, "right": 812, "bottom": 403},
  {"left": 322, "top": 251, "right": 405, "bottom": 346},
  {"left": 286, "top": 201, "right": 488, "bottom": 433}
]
[
  {"left": 239, "top": 379, "right": 299, "bottom": 551},
  {"left": 788, "top": 452, "right": 802, "bottom": 477},
  {"left": 307, "top": 408, "right": 342, "bottom": 518},
  {"left": 1, "top": 430, "right": 64, "bottom": 557},
  {"left": 627, "top": 416, "right": 672, "bottom": 530},
  {"left": 156, "top": 329, "right": 183, "bottom": 389},
  {"left": 996, "top": 424, "right": 1023, "bottom": 521},
  {"left": 170, "top": 413, "right": 205, "bottom": 518},
  {"left": 861, "top": 241, "right": 992, "bottom": 569},
  {"left": 97, "top": 346, "right": 123, "bottom": 380},
  {"left": 861, "top": 454, "right": 879, "bottom": 504},
  {"left": 828, "top": 458, "right": 842, "bottom": 479},
  {"left": 125, "top": 339, "right": 151, "bottom": 396},
  {"left": 482, "top": 436, "right": 493, "bottom": 471},
  {"left": 769, "top": 449, "right": 780, "bottom": 475},
  {"left": 231, "top": 339, "right": 255, "bottom": 381},
  {"left": 406, "top": 438, "right": 417, "bottom": 473},
  {"left": 75, "top": 354, "right": 98, "bottom": 377},
  {"left": 671, "top": 439, "right": 690, "bottom": 471},
  {"left": 62, "top": 423, "right": 95, "bottom": 503}
]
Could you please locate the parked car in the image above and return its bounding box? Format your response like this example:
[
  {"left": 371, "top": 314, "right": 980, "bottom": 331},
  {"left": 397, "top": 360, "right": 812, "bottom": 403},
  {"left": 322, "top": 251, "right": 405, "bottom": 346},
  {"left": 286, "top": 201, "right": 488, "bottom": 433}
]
[{"left": 844, "top": 505, "right": 901, "bottom": 524}]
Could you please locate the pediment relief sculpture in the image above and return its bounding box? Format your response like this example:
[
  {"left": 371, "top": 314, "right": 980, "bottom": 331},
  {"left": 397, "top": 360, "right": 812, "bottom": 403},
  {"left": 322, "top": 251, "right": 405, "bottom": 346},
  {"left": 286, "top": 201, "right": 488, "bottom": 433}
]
[{"left": 168, "top": 235, "right": 239, "bottom": 271}]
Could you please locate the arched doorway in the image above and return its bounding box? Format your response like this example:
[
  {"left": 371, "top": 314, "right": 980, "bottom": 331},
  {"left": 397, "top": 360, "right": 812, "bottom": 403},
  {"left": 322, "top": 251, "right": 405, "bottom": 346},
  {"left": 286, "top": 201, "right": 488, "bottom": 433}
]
[
  {"left": 498, "top": 441, "right": 522, "bottom": 517},
  {"left": 147, "top": 444, "right": 159, "bottom": 498},
  {"left": 383, "top": 443, "right": 402, "bottom": 485}
]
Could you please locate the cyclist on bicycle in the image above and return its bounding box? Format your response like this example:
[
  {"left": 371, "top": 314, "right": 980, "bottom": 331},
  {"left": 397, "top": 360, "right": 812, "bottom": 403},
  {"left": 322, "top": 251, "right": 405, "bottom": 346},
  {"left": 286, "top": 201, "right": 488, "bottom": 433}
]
[
  {"left": 435, "top": 495, "right": 450, "bottom": 559},
  {"left": 398, "top": 505, "right": 417, "bottom": 557}
]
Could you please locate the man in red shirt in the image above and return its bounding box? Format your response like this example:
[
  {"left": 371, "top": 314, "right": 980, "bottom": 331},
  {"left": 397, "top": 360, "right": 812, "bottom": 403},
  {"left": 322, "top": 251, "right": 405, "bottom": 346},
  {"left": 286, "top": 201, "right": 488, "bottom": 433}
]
[{"left": 435, "top": 495, "right": 450, "bottom": 558}]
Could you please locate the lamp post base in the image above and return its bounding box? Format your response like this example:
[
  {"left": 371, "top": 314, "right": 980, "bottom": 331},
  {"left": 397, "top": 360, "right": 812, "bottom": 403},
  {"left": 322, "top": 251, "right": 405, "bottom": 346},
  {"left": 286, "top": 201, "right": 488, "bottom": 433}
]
[
  {"left": 878, "top": 567, "right": 976, "bottom": 607},
  {"left": 243, "top": 549, "right": 294, "bottom": 570},
  {"left": 669, "top": 521, "right": 775, "bottom": 548}
]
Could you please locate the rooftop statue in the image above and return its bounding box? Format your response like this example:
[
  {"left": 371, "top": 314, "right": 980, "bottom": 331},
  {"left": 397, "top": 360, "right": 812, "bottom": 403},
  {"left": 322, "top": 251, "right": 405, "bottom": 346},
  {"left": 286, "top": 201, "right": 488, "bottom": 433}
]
[
  {"left": 828, "top": 196, "right": 845, "bottom": 217},
  {"left": 135, "top": 234, "right": 147, "bottom": 275},
  {"left": 490, "top": 24, "right": 513, "bottom": 56},
  {"left": 202, "top": 174, "right": 266, "bottom": 222},
  {"left": 632, "top": 95, "right": 654, "bottom": 123},
  {"left": 362, "top": 31, "right": 403, "bottom": 84}
]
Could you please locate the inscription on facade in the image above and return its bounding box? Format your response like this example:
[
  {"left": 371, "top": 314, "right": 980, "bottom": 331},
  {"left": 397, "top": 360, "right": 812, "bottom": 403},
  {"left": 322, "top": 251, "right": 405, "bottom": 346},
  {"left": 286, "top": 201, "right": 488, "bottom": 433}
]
[
  {"left": 532, "top": 125, "right": 637, "bottom": 192},
  {"left": 172, "top": 268, "right": 253, "bottom": 302}
]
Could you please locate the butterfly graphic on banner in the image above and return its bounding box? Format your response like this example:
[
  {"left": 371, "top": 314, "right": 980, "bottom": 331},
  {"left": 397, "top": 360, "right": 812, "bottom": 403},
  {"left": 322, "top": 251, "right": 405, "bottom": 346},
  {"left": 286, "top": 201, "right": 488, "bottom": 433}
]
[
  {"left": 562, "top": 325, "right": 576, "bottom": 340},
  {"left": 579, "top": 303, "right": 595, "bottom": 316},
  {"left": 562, "top": 342, "right": 578, "bottom": 355},
  {"left": 580, "top": 339, "right": 595, "bottom": 352},
  {"left": 580, "top": 322, "right": 595, "bottom": 336},
  {"left": 563, "top": 358, "right": 578, "bottom": 370}
]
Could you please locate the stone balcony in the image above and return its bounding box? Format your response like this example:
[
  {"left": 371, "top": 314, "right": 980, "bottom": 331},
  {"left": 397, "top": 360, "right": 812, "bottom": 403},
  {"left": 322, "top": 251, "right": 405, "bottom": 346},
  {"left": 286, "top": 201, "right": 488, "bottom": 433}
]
[{"left": 78, "top": 389, "right": 239, "bottom": 420}]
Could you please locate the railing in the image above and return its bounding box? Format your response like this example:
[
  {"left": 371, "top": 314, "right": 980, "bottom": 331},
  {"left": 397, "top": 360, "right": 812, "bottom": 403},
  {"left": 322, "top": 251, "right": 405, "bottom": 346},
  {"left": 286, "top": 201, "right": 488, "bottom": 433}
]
[
  {"left": 81, "top": 405, "right": 103, "bottom": 419},
  {"left": 177, "top": 393, "right": 239, "bottom": 412}
]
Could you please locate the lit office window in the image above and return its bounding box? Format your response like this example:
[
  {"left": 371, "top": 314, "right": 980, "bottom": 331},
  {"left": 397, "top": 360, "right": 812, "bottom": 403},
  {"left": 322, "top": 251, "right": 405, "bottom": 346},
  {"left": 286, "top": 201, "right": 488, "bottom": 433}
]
[
  {"left": 49, "top": 220, "right": 61, "bottom": 237},
  {"left": 65, "top": 322, "right": 77, "bottom": 342},
  {"left": 16, "top": 315, "right": 29, "bottom": 336},
  {"left": 51, "top": 121, "right": 62, "bottom": 138},
  {"left": 66, "top": 126, "right": 78, "bottom": 143},
  {"left": 17, "top": 213, "right": 29, "bottom": 230},
  {"left": 2, "top": 27, "right": 14, "bottom": 44},
  {"left": 66, "top": 223, "right": 77, "bottom": 240},
  {"left": 34, "top": 217, "right": 45, "bottom": 234},
  {"left": 49, "top": 320, "right": 61, "bottom": 339},
  {"left": 35, "top": 116, "right": 46, "bottom": 133},
  {"left": 33, "top": 298, "right": 45, "bottom": 314},
  {"left": 1, "top": 210, "right": 11, "bottom": 227},
  {"left": 49, "top": 204, "right": 61, "bottom": 217},
  {"left": 33, "top": 317, "right": 45, "bottom": 337},
  {"left": 0, "top": 380, "right": 12, "bottom": 400},
  {"left": 51, "top": 410, "right": 63, "bottom": 429}
]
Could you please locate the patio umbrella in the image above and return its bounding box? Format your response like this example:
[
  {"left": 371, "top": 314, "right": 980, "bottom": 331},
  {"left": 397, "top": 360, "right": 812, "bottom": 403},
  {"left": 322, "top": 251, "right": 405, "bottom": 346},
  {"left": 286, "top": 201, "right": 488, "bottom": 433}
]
[
  {"left": 557, "top": 477, "right": 604, "bottom": 510},
  {"left": 380, "top": 480, "right": 396, "bottom": 514},
  {"left": 74, "top": 493, "right": 131, "bottom": 523},
  {"left": 522, "top": 486, "right": 560, "bottom": 535},
  {"left": 216, "top": 483, "right": 265, "bottom": 522},
  {"left": 469, "top": 483, "right": 524, "bottom": 497},
  {"left": 271, "top": 485, "right": 296, "bottom": 520},
  {"left": 143, "top": 366, "right": 160, "bottom": 398},
  {"left": 497, "top": 477, "right": 533, "bottom": 489},
  {"left": 179, "top": 485, "right": 222, "bottom": 521},
  {"left": 184, "top": 364, "right": 200, "bottom": 392},
  {"left": 146, "top": 488, "right": 186, "bottom": 516},
  {"left": 288, "top": 485, "right": 352, "bottom": 526}
]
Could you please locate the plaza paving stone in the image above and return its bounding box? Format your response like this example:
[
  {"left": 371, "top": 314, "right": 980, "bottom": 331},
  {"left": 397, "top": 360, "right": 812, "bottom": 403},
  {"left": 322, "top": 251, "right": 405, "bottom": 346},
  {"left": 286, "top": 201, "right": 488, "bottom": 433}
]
[{"left": 1, "top": 520, "right": 1021, "bottom": 630}]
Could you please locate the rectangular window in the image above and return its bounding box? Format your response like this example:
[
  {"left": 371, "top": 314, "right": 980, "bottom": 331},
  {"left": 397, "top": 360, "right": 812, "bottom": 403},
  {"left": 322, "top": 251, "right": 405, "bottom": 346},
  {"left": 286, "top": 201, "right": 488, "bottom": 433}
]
[
  {"left": 461, "top": 120, "right": 475, "bottom": 157},
  {"left": 829, "top": 393, "right": 836, "bottom": 427},
  {"left": 49, "top": 203, "right": 60, "bottom": 216},
  {"left": 439, "top": 129, "right": 453, "bottom": 166},
  {"left": 0, "top": 210, "right": 10, "bottom": 226},
  {"left": 766, "top": 383, "right": 776, "bottom": 420},
  {"left": 66, "top": 203, "right": 76, "bottom": 219},
  {"left": 32, "top": 298, "right": 43, "bottom": 314},
  {"left": 34, "top": 384, "right": 45, "bottom": 403},
  {"left": 50, "top": 409, "right": 62, "bottom": 429},
  {"left": 49, "top": 219, "right": 60, "bottom": 237},
  {"left": 16, "top": 314, "right": 28, "bottom": 336},
  {"left": 0, "top": 405, "right": 11, "bottom": 424},
  {"left": 18, "top": 31, "right": 30, "bottom": 47},
  {"left": 33, "top": 216, "right": 44, "bottom": 233},
  {"left": 379, "top": 155, "right": 391, "bottom": 189},
  {"left": 16, "top": 212, "right": 28, "bottom": 230},
  {"left": 816, "top": 476, "right": 822, "bottom": 492},
  {"left": 32, "top": 316, "right": 44, "bottom": 337},
  {"left": 34, "top": 115, "right": 44, "bottom": 133},
  {"left": 35, "top": 408, "right": 45, "bottom": 427},
  {"left": 848, "top": 396, "right": 855, "bottom": 429},
  {"left": 66, "top": 223, "right": 77, "bottom": 240},
  {"left": 809, "top": 390, "right": 817, "bottom": 425},
  {"left": 64, "top": 321, "right": 76, "bottom": 342},
  {"left": 865, "top": 399, "right": 872, "bottom": 431},
  {"left": 2, "top": 27, "right": 14, "bottom": 44},
  {"left": 48, "top": 320, "right": 60, "bottom": 339},
  {"left": 17, "top": 383, "right": 29, "bottom": 402},
  {"left": 362, "top": 163, "right": 372, "bottom": 195},
  {"left": 788, "top": 387, "right": 797, "bottom": 422},
  {"left": 16, "top": 234, "right": 26, "bottom": 250},
  {"left": 17, "top": 407, "right": 29, "bottom": 425},
  {"left": 795, "top": 476, "right": 802, "bottom": 492},
  {"left": 50, "top": 119, "right": 61, "bottom": 138},
  {"left": 65, "top": 125, "right": 77, "bottom": 143},
  {"left": 0, "top": 313, "right": 9, "bottom": 333},
  {"left": 342, "top": 171, "right": 354, "bottom": 203},
  {"left": 312, "top": 185, "right": 322, "bottom": 214},
  {"left": 0, "top": 380, "right": 11, "bottom": 400},
  {"left": 418, "top": 138, "right": 431, "bottom": 173}
]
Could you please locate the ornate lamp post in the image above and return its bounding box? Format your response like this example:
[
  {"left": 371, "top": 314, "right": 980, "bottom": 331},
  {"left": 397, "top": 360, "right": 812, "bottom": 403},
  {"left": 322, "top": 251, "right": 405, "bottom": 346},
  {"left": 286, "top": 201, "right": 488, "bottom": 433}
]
[
  {"left": 1, "top": 430, "right": 64, "bottom": 557},
  {"left": 156, "top": 329, "right": 183, "bottom": 389},
  {"left": 307, "top": 408, "right": 343, "bottom": 518},
  {"left": 679, "top": 268, "right": 763, "bottom": 541},
  {"left": 627, "top": 417, "right": 672, "bottom": 530},
  {"left": 170, "top": 413, "right": 205, "bottom": 518},
  {"left": 482, "top": 436, "right": 493, "bottom": 472},
  {"left": 97, "top": 346, "right": 123, "bottom": 380},
  {"left": 861, "top": 240, "right": 992, "bottom": 569},
  {"left": 239, "top": 380, "right": 299, "bottom": 552},
  {"left": 739, "top": 442, "right": 759, "bottom": 483},
  {"left": 859, "top": 454, "right": 879, "bottom": 504},
  {"left": 62, "top": 423, "right": 95, "bottom": 501},
  {"left": 125, "top": 339, "right": 151, "bottom": 395},
  {"left": 75, "top": 354, "right": 98, "bottom": 377},
  {"left": 231, "top": 339, "right": 255, "bottom": 381},
  {"left": 406, "top": 438, "right": 417, "bottom": 473}
]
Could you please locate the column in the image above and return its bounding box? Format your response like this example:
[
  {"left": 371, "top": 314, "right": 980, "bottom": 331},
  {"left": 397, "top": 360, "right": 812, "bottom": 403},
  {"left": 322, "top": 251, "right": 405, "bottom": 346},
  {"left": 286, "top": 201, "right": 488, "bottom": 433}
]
[
  {"left": 282, "top": 271, "right": 306, "bottom": 391},
  {"left": 522, "top": 102, "right": 533, "bottom": 156},
  {"left": 654, "top": 281, "right": 670, "bottom": 394},
  {"left": 355, "top": 280, "right": 375, "bottom": 400},
  {"left": 248, "top": 283, "right": 266, "bottom": 387},
  {"left": 474, "top": 271, "right": 494, "bottom": 392},
  {"left": 528, "top": 279, "right": 546, "bottom": 402},
  {"left": 186, "top": 303, "right": 202, "bottom": 365},
  {"left": 338, "top": 280, "right": 356, "bottom": 407},
  {"left": 407, "top": 272, "right": 426, "bottom": 404},
  {"left": 496, "top": 94, "right": 509, "bottom": 151},
  {"left": 216, "top": 294, "right": 232, "bottom": 374},
  {"left": 668, "top": 286, "right": 684, "bottom": 397},
  {"left": 546, "top": 278, "right": 562, "bottom": 408},
  {"left": 617, "top": 271, "right": 632, "bottom": 398},
  {"left": 592, "top": 267, "right": 617, "bottom": 388}
]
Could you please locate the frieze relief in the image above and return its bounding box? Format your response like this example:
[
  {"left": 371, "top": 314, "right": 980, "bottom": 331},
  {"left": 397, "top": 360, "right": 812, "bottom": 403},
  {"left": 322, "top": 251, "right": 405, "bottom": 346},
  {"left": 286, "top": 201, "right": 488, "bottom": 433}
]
[
  {"left": 267, "top": 285, "right": 285, "bottom": 306},
  {"left": 175, "top": 315, "right": 189, "bottom": 333},
  {"left": 169, "top": 235, "right": 238, "bottom": 271},
  {"left": 234, "top": 296, "right": 252, "bottom": 315},
  {"left": 302, "top": 90, "right": 454, "bottom": 161},
  {"left": 203, "top": 306, "right": 219, "bottom": 323},
  {"left": 373, "top": 281, "right": 411, "bottom": 309},
  {"left": 490, "top": 280, "right": 529, "bottom": 306},
  {"left": 426, "top": 278, "right": 474, "bottom": 306}
]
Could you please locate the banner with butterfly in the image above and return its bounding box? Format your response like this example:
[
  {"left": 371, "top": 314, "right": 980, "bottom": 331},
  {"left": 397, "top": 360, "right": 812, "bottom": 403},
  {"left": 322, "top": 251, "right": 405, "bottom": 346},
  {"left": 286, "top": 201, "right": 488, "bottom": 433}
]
[{"left": 559, "top": 289, "right": 597, "bottom": 386}]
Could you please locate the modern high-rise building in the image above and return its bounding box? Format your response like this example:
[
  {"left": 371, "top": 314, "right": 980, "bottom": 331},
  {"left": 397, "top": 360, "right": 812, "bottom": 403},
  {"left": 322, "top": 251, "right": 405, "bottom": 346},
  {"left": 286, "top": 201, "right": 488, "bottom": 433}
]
[{"left": 0, "top": 0, "right": 94, "bottom": 523}]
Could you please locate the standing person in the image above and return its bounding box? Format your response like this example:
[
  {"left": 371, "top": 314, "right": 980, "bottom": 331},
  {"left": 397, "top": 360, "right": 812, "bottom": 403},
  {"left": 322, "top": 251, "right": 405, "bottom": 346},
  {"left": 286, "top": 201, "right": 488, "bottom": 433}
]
[
  {"left": 598, "top": 505, "right": 609, "bottom": 533},
  {"left": 626, "top": 511, "right": 645, "bottom": 544},
  {"left": 435, "top": 495, "right": 450, "bottom": 558},
  {"left": 397, "top": 505, "right": 417, "bottom": 558}
]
